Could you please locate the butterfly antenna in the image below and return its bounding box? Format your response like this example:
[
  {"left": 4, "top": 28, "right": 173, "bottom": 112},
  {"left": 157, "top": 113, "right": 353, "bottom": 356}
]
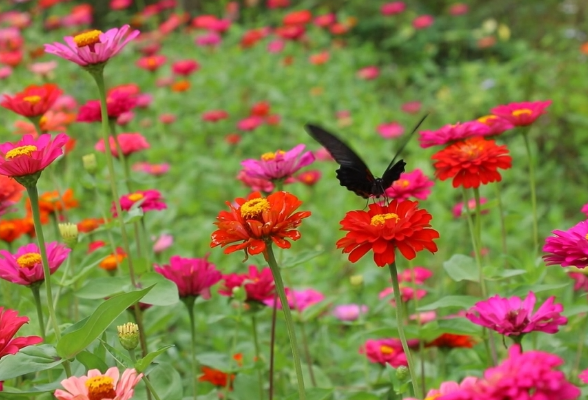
[{"left": 386, "top": 114, "right": 428, "bottom": 171}]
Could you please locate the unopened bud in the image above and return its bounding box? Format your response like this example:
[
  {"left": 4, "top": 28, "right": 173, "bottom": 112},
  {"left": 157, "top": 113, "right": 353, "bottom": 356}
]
[
  {"left": 232, "top": 286, "right": 247, "bottom": 303},
  {"left": 396, "top": 366, "right": 409, "bottom": 381},
  {"left": 117, "top": 322, "right": 139, "bottom": 350},
  {"left": 350, "top": 275, "right": 363, "bottom": 286},
  {"left": 82, "top": 154, "right": 97, "bottom": 174},
  {"left": 58, "top": 223, "right": 78, "bottom": 248}
]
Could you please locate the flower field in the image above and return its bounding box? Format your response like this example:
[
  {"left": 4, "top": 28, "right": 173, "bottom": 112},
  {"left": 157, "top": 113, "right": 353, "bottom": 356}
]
[{"left": 1, "top": 1, "right": 588, "bottom": 399}]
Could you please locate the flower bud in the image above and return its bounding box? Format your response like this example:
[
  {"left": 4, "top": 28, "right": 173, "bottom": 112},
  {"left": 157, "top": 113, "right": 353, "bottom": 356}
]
[
  {"left": 58, "top": 222, "right": 78, "bottom": 248},
  {"left": 82, "top": 154, "right": 97, "bottom": 174},
  {"left": 117, "top": 322, "right": 139, "bottom": 350},
  {"left": 396, "top": 366, "right": 409, "bottom": 381},
  {"left": 232, "top": 286, "right": 247, "bottom": 303},
  {"left": 350, "top": 275, "right": 363, "bottom": 286}
]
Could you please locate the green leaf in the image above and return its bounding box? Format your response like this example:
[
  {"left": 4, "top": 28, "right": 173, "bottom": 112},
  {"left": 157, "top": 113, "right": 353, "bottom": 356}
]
[
  {"left": 485, "top": 268, "right": 527, "bottom": 280},
  {"left": 146, "top": 362, "right": 183, "bottom": 400},
  {"left": 76, "top": 277, "right": 128, "bottom": 299},
  {"left": 510, "top": 283, "right": 570, "bottom": 297},
  {"left": 0, "top": 345, "right": 64, "bottom": 381},
  {"left": 196, "top": 352, "right": 233, "bottom": 371},
  {"left": 57, "top": 286, "right": 152, "bottom": 359},
  {"left": 123, "top": 206, "right": 144, "bottom": 224},
  {"left": 137, "top": 272, "right": 180, "bottom": 306},
  {"left": 135, "top": 345, "right": 174, "bottom": 373},
  {"left": 438, "top": 318, "right": 480, "bottom": 335},
  {"left": 100, "top": 340, "right": 133, "bottom": 368},
  {"left": 281, "top": 250, "right": 324, "bottom": 269},
  {"left": 417, "top": 295, "right": 478, "bottom": 311},
  {"left": 76, "top": 350, "right": 109, "bottom": 371},
  {"left": 232, "top": 373, "right": 262, "bottom": 400},
  {"left": 284, "top": 388, "right": 334, "bottom": 400},
  {"left": 563, "top": 304, "right": 588, "bottom": 317},
  {"left": 345, "top": 393, "right": 380, "bottom": 400},
  {"left": 443, "top": 255, "right": 479, "bottom": 282}
]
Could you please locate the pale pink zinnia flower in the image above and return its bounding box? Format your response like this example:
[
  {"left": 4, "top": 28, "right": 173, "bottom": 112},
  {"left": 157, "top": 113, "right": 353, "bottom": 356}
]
[
  {"left": 543, "top": 220, "right": 588, "bottom": 268},
  {"left": 44, "top": 25, "right": 140, "bottom": 67},
  {"left": 0, "top": 307, "right": 43, "bottom": 359},
  {"left": 236, "top": 170, "right": 274, "bottom": 193},
  {"left": 568, "top": 272, "right": 588, "bottom": 292},
  {"left": 377, "top": 122, "right": 404, "bottom": 139},
  {"left": 491, "top": 100, "right": 552, "bottom": 127},
  {"left": 465, "top": 291, "right": 567, "bottom": 337},
  {"left": 95, "top": 133, "right": 149, "bottom": 158},
  {"left": 405, "top": 377, "right": 478, "bottom": 400},
  {"left": 379, "top": 286, "right": 427, "bottom": 304},
  {"left": 452, "top": 197, "right": 489, "bottom": 218},
  {"left": 0, "top": 66, "right": 13, "bottom": 79},
  {"left": 152, "top": 234, "right": 173, "bottom": 253},
  {"left": 449, "top": 3, "right": 469, "bottom": 16},
  {"left": 114, "top": 189, "right": 167, "bottom": 215},
  {"left": 0, "top": 133, "right": 69, "bottom": 178},
  {"left": 409, "top": 311, "right": 437, "bottom": 324},
  {"left": 155, "top": 255, "right": 222, "bottom": 299},
  {"left": 28, "top": 61, "right": 58, "bottom": 77},
  {"left": 401, "top": 101, "right": 421, "bottom": 114},
  {"left": 332, "top": 304, "right": 368, "bottom": 321},
  {"left": 267, "top": 39, "right": 285, "bottom": 53},
  {"left": 241, "top": 144, "right": 315, "bottom": 181},
  {"left": 264, "top": 288, "right": 324, "bottom": 311},
  {"left": 385, "top": 169, "right": 434, "bottom": 201},
  {"left": 398, "top": 266, "right": 433, "bottom": 284},
  {"left": 195, "top": 31, "right": 222, "bottom": 47},
  {"left": 0, "top": 242, "right": 70, "bottom": 286},
  {"left": 360, "top": 338, "right": 407, "bottom": 367},
  {"left": 419, "top": 121, "right": 491, "bottom": 148},
  {"left": 54, "top": 367, "right": 143, "bottom": 400},
  {"left": 132, "top": 162, "right": 170, "bottom": 176}
]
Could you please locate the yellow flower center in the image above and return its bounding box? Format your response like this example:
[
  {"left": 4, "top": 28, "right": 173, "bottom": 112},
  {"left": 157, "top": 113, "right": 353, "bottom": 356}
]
[
  {"left": 585, "top": 234, "right": 588, "bottom": 240},
  {"left": 424, "top": 395, "right": 442, "bottom": 400},
  {"left": 261, "top": 150, "right": 285, "bottom": 161},
  {"left": 23, "top": 95, "right": 41, "bottom": 104},
  {"left": 5, "top": 145, "right": 37, "bottom": 160},
  {"left": 477, "top": 115, "right": 496, "bottom": 124},
  {"left": 380, "top": 345, "right": 394, "bottom": 355},
  {"left": 370, "top": 213, "right": 399, "bottom": 226},
  {"left": 394, "top": 179, "right": 410, "bottom": 188},
  {"left": 128, "top": 193, "right": 144, "bottom": 202},
  {"left": 512, "top": 108, "right": 532, "bottom": 117},
  {"left": 73, "top": 30, "right": 103, "bottom": 48},
  {"left": 16, "top": 252, "right": 42, "bottom": 269},
  {"left": 458, "top": 142, "right": 484, "bottom": 159},
  {"left": 240, "top": 198, "right": 270, "bottom": 219},
  {"left": 85, "top": 375, "right": 117, "bottom": 400}
]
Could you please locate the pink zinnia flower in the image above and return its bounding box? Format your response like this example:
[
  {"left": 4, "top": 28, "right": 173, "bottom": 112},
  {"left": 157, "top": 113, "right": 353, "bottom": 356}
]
[
  {"left": 110, "top": 0, "right": 132, "bottom": 10},
  {"left": 314, "top": 14, "right": 336, "bottom": 28},
  {"left": 543, "top": 220, "right": 588, "bottom": 268},
  {"left": 0, "top": 133, "right": 69, "bottom": 178},
  {"left": 114, "top": 189, "right": 167, "bottom": 214},
  {"left": 0, "top": 242, "right": 70, "bottom": 286},
  {"left": 579, "top": 368, "right": 588, "bottom": 384},
  {"left": 172, "top": 59, "right": 199, "bottom": 76},
  {"left": 155, "top": 255, "right": 222, "bottom": 299},
  {"left": 379, "top": 286, "right": 427, "bottom": 304},
  {"left": 449, "top": 3, "right": 469, "bottom": 16},
  {"left": 296, "top": 170, "right": 321, "bottom": 186},
  {"left": 264, "top": 288, "right": 324, "bottom": 311},
  {"left": 132, "top": 162, "right": 170, "bottom": 176},
  {"left": 195, "top": 31, "right": 222, "bottom": 47},
  {"left": 54, "top": 367, "right": 143, "bottom": 400},
  {"left": 413, "top": 15, "right": 434, "bottom": 29},
  {"left": 439, "top": 345, "right": 580, "bottom": 400},
  {"left": 267, "top": 39, "right": 285, "bottom": 53},
  {"left": 332, "top": 304, "right": 368, "bottom": 321},
  {"left": 236, "top": 170, "right": 274, "bottom": 193},
  {"left": 44, "top": 25, "right": 140, "bottom": 67},
  {"left": 410, "top": 311, "right": 437, "bottom": 324},
  {"left": 377, "top": 122, "right": 404, "bottom": 139},
  {"left": 219, "top": 265, "right": 275, "bottom": 304},
  {"left": 77, "top": 91, "right": 137, "bottom": 122},
  {"left": 237, "top": 116, "right": 263, "bottom": 131},
  {"left": 381, "top": 2, "right": 406, "bottom": 15},
  {"left": 419, "top": 121, "right": 491, "bottom": 148},
  {"left": 136, "top": 54, "right": 166, "bottom": 72},
  {"left": 241, "top": 144, "right": 315, "bottom": 181},
  {"left": 401, "top": 101, "right": 421, "bottom": 114},
  {"left": 398, "top": 266, "right": 433, "bottom": 284},
  {"left": 357, "top": 66, "right": 379, "bottom": 80},
  {"left": 466, "top": 291, "right": 567, "bottom": 337},
  {"left": 568, "top": 272, "right": 588, "bottom": 292},
  {"left": 95, "top": 133, "right": 149, "bottom": 158},
  {"left": 406, "top": 377, "right": 478, "bottom": 400},
  {"left": 314, "top": 147, "right": 334, "bottom": 161},
  {"left": 385, "top": 169, "right": 434, "bottom": 201},
  {"left": 202, "top": 110, "right": 229, "bottom": 122},
  {"left": 491, "top": 100, "right": 552, "bottom": 127},
  {"left": 28, "top": 61, "right": 58, "bottom": 77},
  {"left": 152, "top": 234, "right": 173, "bottom": 253},
  {"left": 452, "top": 197, "right": 489, "bottom": 218},
  {"left": 360, "top": 338, "right": 407, "bottom": 367},
  {"left": 1, "top": 83, "right": 62, "bottom": 118},
  {"left": 476, "top": 115, "right": 514, "bottom": 136},
  {"left": 581, "top": 203, "right": 588, "bottom": 217},
  {"left": 0, "top": 307, "right": 43, "bottom": 359},
  {"left": 159, "top": 113, "right": 176, "bottom": 124},
  {"left": 0, "top": 66, "right": 12, "bottom": 79}
]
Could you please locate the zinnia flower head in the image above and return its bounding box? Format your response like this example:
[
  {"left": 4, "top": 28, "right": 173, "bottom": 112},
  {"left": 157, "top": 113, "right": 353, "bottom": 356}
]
[
  {"left": 385, "top": 169, "right": 434, "bottom": 201},
  {"left": 264, "top": 288, "right": 324, "bottom": 311},
  {"left": 379, "top": 286, "right": 427, "bottom": 304},
  {"left": 0, "top": 175, "right": 24, "bottom": 203},
  {"left": 336, "top": 199, "right": 439, "bottom": 267},
  {"left": 136, "top": 54, "right": 166, "bottom": 72},
  {"left": 413, "top": 15, "right": 434, "bottom": 29},
  {"left": 77, "top": 91, "right": 137, "bottom": 123},
  {"left": 236, "top": 170, "right": 274, "bottom": 193},
  {"left": 54, "top": 367, "right": 143, "bottom": 400},
  {"left": 439, "top": 345, "right": 580, "bottom": 400},
  {"left": 579, "top": 369, "right": 588, "bottom": 384},
  {"left": 44, "top": 24, "right": 140, "bottom": 67},
  {"left": 360, "top": 338, "right": 407, "bottom": 367},
  {"left": 543, "top": 220, "right": 588, "bottom": 268},
  {"left": 419, "top": 121, "right": 491, "bottom": 149},
  {"left": 0, "top": 307, "right": 43, "bottom": 359},
  {"left": 0, "top": 133, "right": 69, "bottom": 180},
  {"left": 405, "top": 378, "right": 479, "bottom": 400},
  {"left": 0, "top": 242, "right": 70, "bottom": 286},
  {"left": 219, "top": 265, "right": 275, "bottom": 303},
  {"left": 432, "top": 137, "right": 512, "bottom": 189},
  {"left": 210, "top": 191, "right": 311, "bottom": 261},
  {"left": 237, "top": 116, "right": 263, "bottom": 131},
  {"left": 155, "top": 255, "right": 222, "bottom": 299},
  {"left": 398, "top": 266, "right": 433, "bottom": 284},
  {"left": 465, "top": 291, "right": 567, "bottom": 337},
  {"left": 490, "top": 100, "right": 552, "bottom": 127},
  {"left": 132, "top": 162, "right": 170, "bottom": 176},
  {"left": 95, "top": 133, "right": 149, "bottom": 158},
  {"left": 452, "top": 197, "right": 489, "bottom": 218},
  {"left": 377, "top": 122, "right": 404, "bottom": 139},
  {"left": 357, "top": 66, "right": 380, "bottom": 80},
  {"left": 568, "top": 270, "right": 588, "bottom": 292},
  {"left": 114, "top": 189, "right": 167, "bottom": 215},
  {"left": 172, "top": 59, "right": 199, "bottom": 76},
  {"left": 426, "top": 333, "right": 475, "bottom": 349},
  {"left": 1, "top": 83, "right": 62, "bottom": 118},
  {"left": 240, "top": 144, "right": 315, "bottom": 181},
  {"left": 332, "top": 304, "right": 368, "bottom": 321},
  {"left": 477, "top": 115, "right": 514, "bottom": 136},
  {"left": 296, "top": 170, "right": 321, "bottom": 186},
  {"left": 202, "top": 110, "right": 229, "bottom": 122},
  {"left": 153, "top": 234, "right": 173, "bottom": 253},
  {"left": 381, "top": 2, "right": 406, "bottom": 15}
]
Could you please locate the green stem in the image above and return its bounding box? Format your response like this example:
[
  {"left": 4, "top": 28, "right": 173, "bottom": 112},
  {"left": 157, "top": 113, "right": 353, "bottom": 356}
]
[
  {"left": 30, "top": 284, "right": 46, "bottom": 340},
  {"left": 269, "top": 293, "right": 278, "bottom": 400},
  {"left": 265, "top": 244, "right": 306, "bottom": 400},
  {"left": 251, "top": 314, "right": 265, "bottom": 400},
  {"left": 140, "top": 218, "right": 152, "bottom": 271},
  {"left": 572, "top": 316, "right": 588, "bottom": 382},
  {"left": 185, "top": 297, "right": 199, "bottom": 400},
  {"left": 387, "top": 261, "right": 420, "bottom": 399},
  {"left": 494, "top": 182, "right": 508, "bottom": 267},
  {"left": 133, "top": 221, "right": 143, "bottom": 259},
  {"left": 522, "top": 131, "right": 539, "bottom": 253},
  {"left": 461, "top": 188, "right": 486, "bottom": 297},
  {"left": 127, "top": 349, "right": 162, "bottom": 400}
]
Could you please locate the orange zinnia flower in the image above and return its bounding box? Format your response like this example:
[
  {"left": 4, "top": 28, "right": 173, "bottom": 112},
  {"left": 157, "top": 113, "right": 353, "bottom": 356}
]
[
  {"left": 27, "top": 188, "right": 79, "bottom": 216},
  {"left": 432, "top": 137, "right": 512, "bottom": 189},
  {"left": 210, "top": 191, "right": 311, "bottom": 261},
  {"left": 198, "top": 353, "right": 241, "bottom": 389},
  {"left": 336, "top": 199, "right": 439, "bottom": 267},
  {"left": 425, "top": 333, "right": 475, "bottom": 349},
  {"left": 99, "top": 247, "right": 126, "bottom": 271},
  {"left": 171, "top": 80, "right": 190, "bottom": 92},
  {"left": 77, "top": 218, "right": 105, "bottom": 233},
  {"left": 0, "top": 219, "right": 27, "bottom": 243},
  {"left": 0, "top": 175, "right": 24, "bottom": 203}
]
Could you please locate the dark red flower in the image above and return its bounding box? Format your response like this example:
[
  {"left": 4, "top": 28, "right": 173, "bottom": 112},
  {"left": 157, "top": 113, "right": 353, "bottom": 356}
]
[{"left": 426, "top": 333, "right": 475, "bottom": 349}]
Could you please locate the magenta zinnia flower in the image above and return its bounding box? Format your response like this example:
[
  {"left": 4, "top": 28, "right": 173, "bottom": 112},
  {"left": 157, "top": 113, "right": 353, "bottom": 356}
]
[
  {"left": 476, "top": 115, "right": 514, "bottom": 136},
  {"left": 54, "top": 367, "right": 143, "bottom": 400},
  {"left": 332, "top": 304, "right": 368, "bottom": 321},
  {"left": 385, "top": 169, "right": 434, "bottom": 201},
  {"left": 155, "top": 255, "right": 222, "bottom": 299},
  {"left": 398, "top": 266, "right": 433, "bottom": 284},
  {"left": 264, "top": 288, "right": 324, "bottom": 311},
  {"left": 465, "top": 291, "right": 567, "bottom": 337},
  {"left": 241, "top": 144, "right": 315, "bottom": 181},
  {"left": 218, "top": 265, "right": 275, "bottom": 304},
  {"left": 405, "top": 377, "right": 478, "bottom": 400},
  {"left": 95, "top": 133, "right": 149, "bottom": 158},
  {"left": 419, "top": 121, "right": 491, "bottom": 148},
  {"left": 0, "top": 242, "right": 70, "bottom": 286},
  {"left": 44, "top": 25, "right": 140, "bottom": 67},
  {"left": 77, "top": 91, "right": 137, "bottom": 123},
  {"left": 132, "top": 162, "right": 170, "bottom": 176},
  {"left": 360, "top": 338, "right": 407, "bottom": 367},
  {"left": 490, "top": 100, "right": 552, "bottom": 127},
  {"left": 376, "top": 121, "right": 404, "bottom": 139},
  {"left": 114, "top": 189, "right": 166, "bottom": 215},
  {"left": 0, "top": 307, "right": 42, "bottom": 359},
  {"left": 439, "top": 345, "right": 580, "bottom": 400},
  {"left": 0, "top": 133, "right": 69, "bottom": 178},
  {"left": 543, "top": 220, "right": 588, "bottom": 268}
]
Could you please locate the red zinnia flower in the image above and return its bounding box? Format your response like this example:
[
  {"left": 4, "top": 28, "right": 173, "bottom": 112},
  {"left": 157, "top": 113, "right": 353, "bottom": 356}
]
[
  {"left": 283, "top": 10, "right": 312, "bottom": 26},
  {"left": 0, "top": 307, "right": 43, "bottom": 359},
  {"left": 336, "top": 199, "right": 439, "bottom": 267},
  {"left": 426, "top": 333, "right": 475, "bottom": 349},
  {"left": 1, "top": 83, "right": 62, "bottom": 118},
  {"left": 210, "top": 191, "right": 311, "bottom": 261},
  {"left": 202, "top": 110, "right": 229, "bottom": 122},
  {"left": 136, "top": 55, "right": 167, "bottom": 72},
  {"left": 432, "top": 137, "right": 512, "bottom": 189}
]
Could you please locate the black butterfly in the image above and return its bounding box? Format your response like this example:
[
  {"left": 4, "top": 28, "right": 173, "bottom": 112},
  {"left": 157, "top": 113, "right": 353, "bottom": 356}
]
[{"left": 305, "top": 115, "right": 427, "bottom": 199}]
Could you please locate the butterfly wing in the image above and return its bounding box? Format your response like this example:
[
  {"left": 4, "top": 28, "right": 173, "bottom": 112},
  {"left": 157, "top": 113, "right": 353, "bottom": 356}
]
[
  {"left": 381, "top": 159, "right": 406, "bottom": 189},
  {"left": 305, "top": 124, "right": 375, "bottom": 198}
]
